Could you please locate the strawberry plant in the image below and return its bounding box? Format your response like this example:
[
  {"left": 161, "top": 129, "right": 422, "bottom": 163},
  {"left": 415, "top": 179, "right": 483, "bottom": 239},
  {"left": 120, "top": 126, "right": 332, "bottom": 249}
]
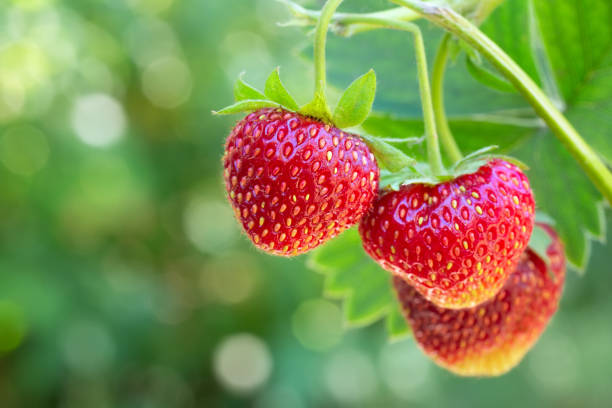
[{"left": 216, "top": 0, "right": 612, "bottom": 376}]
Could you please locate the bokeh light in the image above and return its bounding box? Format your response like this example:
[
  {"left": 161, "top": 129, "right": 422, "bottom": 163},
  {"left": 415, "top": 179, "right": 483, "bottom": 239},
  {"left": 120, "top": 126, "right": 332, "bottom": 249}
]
[
  {"left": 142, "top": 56, "right": 192, "bottom": 108},
  {"left": 183, "top": 195, "right": 239, "bottom": 254},
  {"left": 200, "top": 252, "right": 260, "bottom": 304},
  {"left": 71, "top": 93, "right": 126, "bottom": 147},
  {"left": 379, "top": 339, "right": 435, "bottom": 401},
  {"left": 61, "top": 320, "right": 116, "bottom": 376},
  {"left": 213, "top": 333, "right": 273, "bottom": 395},
  {"left": 324, "top": 348, "right": 378, "bottom": 404},
  {"left": 291, "top": 299, "right": 343, "bottom": 351}
]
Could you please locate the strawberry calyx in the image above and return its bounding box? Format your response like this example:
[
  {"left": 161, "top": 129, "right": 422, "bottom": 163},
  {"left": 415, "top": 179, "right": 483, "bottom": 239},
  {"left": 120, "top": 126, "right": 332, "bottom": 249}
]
[
  {"left": 379, "top": 144, "right": 529, "bottom": 190},
  {"left": 213, "top": 68, "right": 419, "bottom": 175}
]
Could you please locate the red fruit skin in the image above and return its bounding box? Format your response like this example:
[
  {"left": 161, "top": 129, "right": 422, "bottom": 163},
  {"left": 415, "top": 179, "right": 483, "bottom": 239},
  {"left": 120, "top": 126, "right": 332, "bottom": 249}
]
[
  {"left": 223, "top": 108, "right": 379, "bottom": 256},
  {"left": 393, "top": 223, "right": 565, "bottom": 377},
  {"left": 359, "top": 159, "right": 535, "bottom": 309}
]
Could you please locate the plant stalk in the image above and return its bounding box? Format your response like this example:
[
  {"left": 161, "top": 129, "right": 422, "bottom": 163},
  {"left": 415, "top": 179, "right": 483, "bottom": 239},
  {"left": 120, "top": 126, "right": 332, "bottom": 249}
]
[
  {"left": 392, "top": 0, "right": 612, "bottom": 204},
  {"left": 432, "top": 33, "right": 463, "bottom": 163},
  {"left": 301, "top": 0, "right": 344, "bottom": 122}
]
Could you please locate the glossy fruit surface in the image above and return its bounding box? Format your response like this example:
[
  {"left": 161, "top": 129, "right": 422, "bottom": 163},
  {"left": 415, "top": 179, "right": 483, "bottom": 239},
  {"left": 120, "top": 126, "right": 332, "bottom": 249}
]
[
  {"left": 360, "top": 159, "right": 535, "bottom": 308},
  {"left": 394, "top": 223, "right": 565, "bottom": 376},
  {"left": 224, "top": 108, "right": 379, "bottom": 256}
]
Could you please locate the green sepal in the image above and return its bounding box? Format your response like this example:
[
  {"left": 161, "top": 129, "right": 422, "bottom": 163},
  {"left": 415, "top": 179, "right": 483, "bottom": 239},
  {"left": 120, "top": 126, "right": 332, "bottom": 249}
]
[
  {"left": 213, "top": 99, "right": 280, "bottom": 115},
  {"left": 452, "top": 146, "right": 529, "bottom": 176},
  {"left": 379, "top": 167, "right": 439, "bottom": 191},
  {"left": 529, "top": 221, "right": 554, "bottom": 269},
  {"left": 451, "top": 145, "right": 499, "bottom": 174},
  {"left": 358, "top": 133, "right": 416, "bottom": 172},
  {"left": 264, "top": 67, "right": 299, "bottom": 111},
  {"left": 333, "top": 69, "right": 377, "bottom": 129},
  {"left": 234, "top": 73, "right": 266, "bottom": 101},
  {"left": 466, "top": 54, "right": 516, "bottom": 93},
  {"left": 386, "top": 301, "right": 411, "bottom": 342},
  {"left": 299, "top": 92, "right": 334, "bottom": 123}
]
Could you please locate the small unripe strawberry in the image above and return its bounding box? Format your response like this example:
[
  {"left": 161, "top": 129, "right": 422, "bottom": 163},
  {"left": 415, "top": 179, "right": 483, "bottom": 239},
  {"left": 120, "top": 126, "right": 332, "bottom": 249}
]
[
  {"left": 394, "top": 223, "right": 565, "bottom": 376},
  {"left": 360, "top": 159, "right": 535, "bottom": 309},
  {"left": 223, "top": 108, "right": 379, "bottom": 256}
]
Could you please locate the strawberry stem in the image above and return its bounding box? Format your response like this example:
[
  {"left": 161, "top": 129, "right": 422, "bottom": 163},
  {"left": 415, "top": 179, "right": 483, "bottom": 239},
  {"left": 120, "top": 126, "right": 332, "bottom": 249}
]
[
  {"left": 299, "top": 0, "right": 344, "bottom": 123},
  {"left": 410, "top": 24, "right": 445, "bottom": 177},
  {"left": 432, "top": 34, "right": 463, "bottom": 163},
  {"left": 286, "top": 5, "right": 445, "bottom": 176},
  {"left": 393, "top": 0, "right": 612, "bottom": 205}
]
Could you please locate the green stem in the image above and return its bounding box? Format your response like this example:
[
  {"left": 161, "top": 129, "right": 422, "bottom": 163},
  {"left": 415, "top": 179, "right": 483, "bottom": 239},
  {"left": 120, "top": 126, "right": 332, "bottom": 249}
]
[
  {"left": 338, "top": 16, "right": 444, "bottom": 175},
  {"left": 286, "top": 5, "right": 445, "bottom": 175},
  {"left": 300, "top": 0, "right": 344, "bottom": 122},
  {"left": 393, "top": 0, "right": 612, "bottom": 204},
  {"left": 411, "top": 25, "right": 444, "bottom": 176},
  {"left": 281, "top": 1, "right": 419, "bottom": 27},
  {"left": 432, "top": 34, "right": 463, "bottom": 163}
]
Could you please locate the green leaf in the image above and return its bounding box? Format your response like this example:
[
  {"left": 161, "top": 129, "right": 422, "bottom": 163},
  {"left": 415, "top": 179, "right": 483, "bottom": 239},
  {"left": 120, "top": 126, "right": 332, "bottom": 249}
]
[
  {"left": 465, "top": 54, "right": 516, "bottom": 93},
  {"left": 386, "top": 300, "right": 411, "bottom": 341},
  {"left": 358, "top": 133, "right": 416, "bottom": 172},
  {"left": 264, "top": 67, "right": 299, "bottom": 111},
  {"left": 234, "top": 73, "right": 265, "bottom": 101},
  {"left": 534, "top": 0, "right": 612, "bottom": 166},
  {"left": 515, "top": 135, "right": 604, "bottom": 271},
  {"left": 333, "top": 69, "right": 377, "bottom": 128},
  {"left": 308, "top": 228, "right": 410, "bottom": 337},
  {"left": 362, "top": 114, "right": 534, "bottom": 163},
  {"left": 310, "top": 23, "right": 529, "bottom": 118},
  {"left": 320, "top": 0, "right": 609, "bottom": 269},
  {"left": 529, "top": 222, "right": 553, "bottom": 266},
  {"left": 212, "top": 99, "right": 280, "bottom": 115}
]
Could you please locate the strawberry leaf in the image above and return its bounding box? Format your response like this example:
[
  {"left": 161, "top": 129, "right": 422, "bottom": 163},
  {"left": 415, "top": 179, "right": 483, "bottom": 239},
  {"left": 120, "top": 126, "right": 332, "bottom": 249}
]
[
  {"left": 264, "top": 67, "right": 299, "bottom": 111},
  {"left": 332, "top": 69, "right": 377, "bottom": 128},
  {"left": 308, "top": 228, "right": 410, "bottom": 338},
  {"left": 316, "top": 0, "right": 610, "bottom": 269},
  {"left": 529, "top": 222, "right": 553, "bottom": 267},
  {"left": 234, "top": 73, "right": 266, "bottom": 102},
  {"left": 386, "top": 301, "right": 411, "bottom": 341},
  {"left": 213, "top": 99, "right": 280, "bottom": 115}
]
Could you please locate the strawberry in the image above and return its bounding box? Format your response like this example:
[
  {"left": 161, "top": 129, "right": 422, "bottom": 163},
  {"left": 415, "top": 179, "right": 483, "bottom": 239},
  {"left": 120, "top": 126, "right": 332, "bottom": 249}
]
[
  {"left": 223, "top": 108, "right": 379, "bottom": 256},
  {"left": 393, "top": 223, "right": 565, "bottom": 376},
  {"left": 359, "top": 159, "right": 535, "bottom": 309}
]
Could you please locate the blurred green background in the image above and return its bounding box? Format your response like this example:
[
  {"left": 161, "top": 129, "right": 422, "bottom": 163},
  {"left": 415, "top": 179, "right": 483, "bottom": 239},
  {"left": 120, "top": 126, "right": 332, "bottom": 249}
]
[{"left": 0, "top": 0, "right": 611, "bottom": 407}]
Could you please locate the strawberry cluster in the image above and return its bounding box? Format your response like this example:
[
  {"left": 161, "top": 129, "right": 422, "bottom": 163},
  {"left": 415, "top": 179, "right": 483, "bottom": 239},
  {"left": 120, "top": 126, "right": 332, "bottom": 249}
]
[{"left": 222, "top": 107, "right": 564, "bottom": 377}]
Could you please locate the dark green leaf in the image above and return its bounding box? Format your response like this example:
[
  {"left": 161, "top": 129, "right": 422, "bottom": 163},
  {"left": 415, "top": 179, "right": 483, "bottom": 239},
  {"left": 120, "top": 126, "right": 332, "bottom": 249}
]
[
  {"left": 309, "top": 229, "right": 411, "bottom": 336},
  {"left": 362, "top": 114, "right": 534, "bottom": 164},
  {"left": 333, "top": 69, "right": 377, "bottom": 128},
  {"left": 529, "top": 222, "right": 553, "bottom": 266},
  {"left": 534, "top": 0, "right": 612, "bottom": 166},
  {"left": 515, "top": 134, "right": 604, "bottom": 271},
  {"left": 386, "top": 300, "right": 411, "bottom": 341},
  {"left": 234, "top": 73, "right": 265, "bottom": 101},
  {"left": 264, "top": 67, "right": 299, "bottom": 111}
]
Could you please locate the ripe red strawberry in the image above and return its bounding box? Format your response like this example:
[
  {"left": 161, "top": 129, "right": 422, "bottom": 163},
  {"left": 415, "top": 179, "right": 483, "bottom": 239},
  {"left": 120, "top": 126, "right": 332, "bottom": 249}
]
[
  {"left": 359, "top": 159, "right": 535, "bottom": 309},
  {"left": 223, "top": 108, "right": 379, "bottom": 256},
  {"left": 394, "top": 223, "right": 565, "bottom": 376}
]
